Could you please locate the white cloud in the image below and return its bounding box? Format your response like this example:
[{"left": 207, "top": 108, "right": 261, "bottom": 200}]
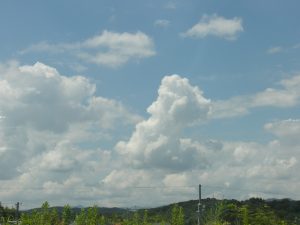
[
  {"left": 79, "top": 31, "right": 155, "bottom": 67},
  {"left": 210, "top": 74, "right": 300, "bottom": 119},
  {"left": 107, "top": 120, "right": 300, "bottom": 201},
  {"left": 264, "top": 119, "right": 300, "bottom": 146},
  {"left": 182, "top": 14, "right": 243, "bottom": 40},
  {"left": 154, "top": 19, "right": 170, "bottom": 28},
  {"left": 0, "top": 61, "right": 140, "bottom": 133},
  {"left": 163, "top": 173, "right": 189, "bottom": 187},
  {"left": 252, "top": 75, "right": 300, "bottom": 107},
  {"left": 0, "top": 61, "right": 141, "bottom": 206},
  {"left": 265, "top": 119, "right": 300, "bottom": 138},
  {"left": 1, "top": 67, "right": 300, "bottom": 207},
  {"left": 116, "top": 75, "right": 211, "bottom": 171},
  {"left": 110, "top": 74, "right": 300, "bottom": 202},
  {"left": 266, "top": 43, "right": 300, "bottom": 54},
  {"left": 20, "top": 30, "right": 156, "bottom": 68}
]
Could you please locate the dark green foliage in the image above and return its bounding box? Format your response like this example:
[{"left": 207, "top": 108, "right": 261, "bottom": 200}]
[
  {"left": 75, "top": 208, "right": 86, "bottom": 225},
  {"left": 142, "top": 209, "right": 150, "bottom": 225},
  {"left": 171, "top": 204, "right": 184, "bottom": 225},
  {"left": 62, "top": 204, "right": 72, "bottom": 225},
  {"left": 146, "top": 198, "right": 298, "bottom": 225},
  {"left": 240, "top": 206, "right": 249, "bottom": 225},
  {"left": 86, "top": 205, "right": 99, "bottom": 225},
  {"left": 50, "top": 208, "right": 60, "bottom": 225},
  {"left": 0, "top": 202, "right": 16, "bottom": 223},
  {"left": 1, "top": 198, "right": 298, "bottom": 225},
  {"left": 220, "top": 203, "right": 240, "bottom": 223}
]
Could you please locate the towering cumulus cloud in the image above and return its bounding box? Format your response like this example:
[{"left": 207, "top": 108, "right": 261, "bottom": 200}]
[{"left": 116, "top": 75, "right": 211, "bottom": 171}]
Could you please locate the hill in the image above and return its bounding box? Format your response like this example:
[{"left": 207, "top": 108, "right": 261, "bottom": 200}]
[{"left": 2, "top": 198, "right": 300, "bottom": 224}]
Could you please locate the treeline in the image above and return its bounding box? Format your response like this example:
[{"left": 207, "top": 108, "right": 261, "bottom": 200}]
[
  {"left": 0, "top": 202, "right": 17, "bottom": 222},
  {"left": 0, "top": 201, "right": 184, "bottom": 225},
  {"left": 1, "top": 198, "right": 300, "bottom": 225},
  {"left": 147, "top": 198, "right": 300, "bottom": 225}
]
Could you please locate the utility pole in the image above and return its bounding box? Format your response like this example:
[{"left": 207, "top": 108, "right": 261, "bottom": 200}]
[
  {"left": 15, "top": 202, "right": 19, "bottom": 225},
  {"left": 197, "top": 184, "right": 201, "bottom": 225},
  {"left": 0, "top": 201, "right": 2, "bottom": 218}
]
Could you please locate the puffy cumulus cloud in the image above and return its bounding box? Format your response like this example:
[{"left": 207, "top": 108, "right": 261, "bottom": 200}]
[
  {"left": 163, "top": 173, "right": 191, "bottom": 187},
  {"left": 79, "top": 31, "right": 155, "bottom": 67},
  {"left": 102, "top": 169, "right": 153, "bottom": 192},
  {"left": 253, "top": 75, "right": 300, "bottom": 107},
  {"left": 182, "top": 14, "right": 243, "bottom": 40},
  {"left": 1, "top": 67, "right": 300, "bottom": 207},
  {"left": 210, "top": 74, "right": 300, "bottom": 119},
  {"left": 107, "top": 75, "right": 300, "bottom": 203},
  {"left": 21, "top": 31, "right": 155, "bottom": 68},
  {"left": 90, "top": 73, "right": 300, "bottom": 202},
  {"left": 101, "top": 168, "right": 198, "bottom": 206},
  {"left": 116, "top": 75, "right": 211, "bottom": 171},
  {"left": 187, "top": 120, "right": 300, "bottom": 198},
  {"left": 0, "top": 61, "right": 142, "bottom": 207},
  {"left": 264, "top": 119, "right": 300, "bottom": 146},
  {"left": 0, "top": 61, "right": 140, "bottom": 134},
  {"left": 148, "top": 75, "right": 211, "bottom": 126},
  {"left": 179, "top": 137, "right": 299, "bottom": 199},
  {"left": 105, "top": 125, "right": 300, "bottom": 202}
]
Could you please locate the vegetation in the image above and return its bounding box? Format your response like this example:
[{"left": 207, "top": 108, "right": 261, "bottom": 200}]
[{"left": 0, "top": 198, "right": 300, "bottom": 224}]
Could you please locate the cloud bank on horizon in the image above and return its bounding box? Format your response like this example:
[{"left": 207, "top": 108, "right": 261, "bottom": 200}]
[
  {"left": 0, "top": 61, "right": 299, "bottom": 208},
  {"left": 0, "top": 1, "right": 300, "bottom": 208}
]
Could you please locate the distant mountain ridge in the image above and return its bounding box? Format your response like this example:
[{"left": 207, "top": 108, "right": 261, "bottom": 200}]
[{"left": 22, "top": 206, "right": 127, "bottom": 215}]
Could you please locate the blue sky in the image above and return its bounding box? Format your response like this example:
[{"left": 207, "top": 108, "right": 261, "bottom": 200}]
[{"left": 0, "top": 0, "right": 300, "bottom": 208}]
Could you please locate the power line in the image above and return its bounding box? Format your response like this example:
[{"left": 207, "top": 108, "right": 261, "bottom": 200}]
[{"left": 129, "top": 185, "right": 196, "bottom": 189}]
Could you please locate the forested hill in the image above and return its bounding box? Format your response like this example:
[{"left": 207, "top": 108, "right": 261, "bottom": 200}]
[
  {"left": 146, "top": 198, "right": 300, "bottom": 224},
  {"left": 1, "top": 198, "right": 300, "bottom": 224},
  {"left": 23, "top": 206, "right": 127, "bottom": 215}
]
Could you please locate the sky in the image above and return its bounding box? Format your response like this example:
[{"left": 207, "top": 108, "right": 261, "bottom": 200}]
[{"left": 0, "top": 0, "right": 300, "bottom": 209}]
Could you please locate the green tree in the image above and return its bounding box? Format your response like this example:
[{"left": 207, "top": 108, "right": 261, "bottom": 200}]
[
  {"left": 171, "top": 204, "right": 184, "bottom": 225},
  {"left": 240, "top": 206, "right": 249, "bottom": 225},
  {"left": 30, "top": 209, "right": 40, "bottom": 225},
  {"left": 132, "top": 211, "right": 139, "bottom": 225},
  {"left": 20, "top": 213, "right": 31, "bottom": 225},
  {"left": 51, "top": 208, "right": 60, "bottom": 225},
  {"left": 86, "top": 205, "right": 98, "bottom": 225},
  {"left": 98, "top": 215, "right": 105, "bottom": 225},
  {"left": 75, "top": 208, "right": 86, "bottom": 225},
  {"left": 220, "top": 203, "right": 240, "bottom": 224},
  {"left": 142, "top": 209, "right": 149, "bottom": 225},
  {"left": 250, "top": 206, "right": 278, "bottom": 225},
  {"left": 40, "top": 201, "right": 52, "bottom": 225},
  {"left": 202, "top": 202, "right": 229, "bottom": 225},
  {"left": 62, "top": 204, "right": 72, "bottom": 225},
  {"left": 0, "top": 215, "right": 13, "bottom": 225}
]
